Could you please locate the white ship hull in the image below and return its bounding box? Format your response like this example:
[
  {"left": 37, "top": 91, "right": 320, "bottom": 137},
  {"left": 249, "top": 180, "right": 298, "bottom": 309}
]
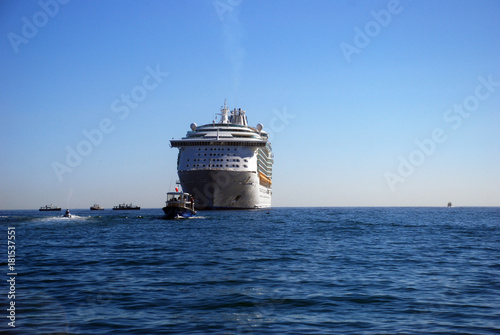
[{"left": 178, "top": 170, "right": 271, "bottom": 209}]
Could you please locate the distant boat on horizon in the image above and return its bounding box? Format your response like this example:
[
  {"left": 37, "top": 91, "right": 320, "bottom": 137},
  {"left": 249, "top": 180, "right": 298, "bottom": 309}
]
[
  {"left": 39, "top": 204, "right": 61, "bottom": 211},
  {"left": 447, "top": 202, "right": 452, "bottom": 207},
  {"left": 90, "top": 204, "right": 104, "bottom": 210},
  {"left": 112, "top": 203, "right": 140, "bottom": 210}
]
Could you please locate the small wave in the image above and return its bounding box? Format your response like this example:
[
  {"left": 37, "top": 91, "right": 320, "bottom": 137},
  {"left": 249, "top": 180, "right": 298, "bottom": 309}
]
[
  {"left": 187, "top": 215, "right": 204, "bottom": 219},
  {"left": 159, "top": 215, "right": 203, "bottom": 220}
]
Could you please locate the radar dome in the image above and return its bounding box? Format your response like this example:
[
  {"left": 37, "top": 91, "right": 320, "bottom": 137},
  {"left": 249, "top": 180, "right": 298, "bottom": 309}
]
[
  {"left": 190, "top": 123, "right": 197, "bottom": 131},
  {"left": 256, "top": 123, "right": 263, "bottom": 132}
]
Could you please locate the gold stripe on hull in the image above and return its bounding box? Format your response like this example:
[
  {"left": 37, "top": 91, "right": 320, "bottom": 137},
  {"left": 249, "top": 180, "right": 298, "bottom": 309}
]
[{"left": 259, "top": 172, "right": 272, "bottom": 188}]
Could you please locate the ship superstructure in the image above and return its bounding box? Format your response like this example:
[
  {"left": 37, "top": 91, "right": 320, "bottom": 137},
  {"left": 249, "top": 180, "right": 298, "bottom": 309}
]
[{"left": 171, "top": 102, "right": 273, "bottom": 209}]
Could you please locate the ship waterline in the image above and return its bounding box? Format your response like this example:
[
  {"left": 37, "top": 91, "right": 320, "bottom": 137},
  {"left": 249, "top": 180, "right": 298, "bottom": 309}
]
[
  {"left": 171, "top": 102, "right": 273, "bottom": 209},
  {"left": 178, "top": 170, "right": 271, "bottom": 209}
]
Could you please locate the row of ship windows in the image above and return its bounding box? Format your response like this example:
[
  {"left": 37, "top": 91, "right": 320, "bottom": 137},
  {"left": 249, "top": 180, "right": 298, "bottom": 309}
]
[
  {"left": 198, "top": 147, "right": 237, "bottom": 151},
  {"left": 187, "top": 164, "right": 248, "bottom": 168},
  {"left": 188, "top": 158, "right": 245, "bottom": 162},
  {"left": 194, "top": 153, "right": 243, "bottom": 158}
]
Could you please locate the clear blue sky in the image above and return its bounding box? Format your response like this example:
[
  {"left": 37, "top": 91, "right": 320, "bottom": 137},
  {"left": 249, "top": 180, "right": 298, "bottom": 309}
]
[{"left": 1, "top": 0, "right": 499, "bottom": 209}]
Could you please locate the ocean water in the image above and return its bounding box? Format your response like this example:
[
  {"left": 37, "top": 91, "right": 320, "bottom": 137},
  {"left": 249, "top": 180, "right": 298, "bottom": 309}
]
[{"left": 1, "top": 207, "right": 499, "bottom": 334}]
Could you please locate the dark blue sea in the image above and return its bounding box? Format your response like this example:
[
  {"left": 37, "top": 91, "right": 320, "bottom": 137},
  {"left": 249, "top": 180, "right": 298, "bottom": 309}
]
[{"left": 1, "top": 207, "right": 500, "bottom": 334}]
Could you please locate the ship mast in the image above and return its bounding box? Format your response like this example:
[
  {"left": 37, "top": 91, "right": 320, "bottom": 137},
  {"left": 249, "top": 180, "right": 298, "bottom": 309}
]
[{"left": 219, "top": 99, "right": 229, "bottom": 124}]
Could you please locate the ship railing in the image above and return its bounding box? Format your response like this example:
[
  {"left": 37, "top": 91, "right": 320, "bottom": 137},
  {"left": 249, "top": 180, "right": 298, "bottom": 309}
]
[
  {"left": 171, "top": 140, "right": 267, "bottom": 147},
  {"left": 167, "top": 201, "right": 195, "bottom": 210}
]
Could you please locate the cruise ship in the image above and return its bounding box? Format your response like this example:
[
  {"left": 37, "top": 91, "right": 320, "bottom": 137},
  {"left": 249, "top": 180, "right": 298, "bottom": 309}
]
[{"left": 171, "top": 102, "right": 273, "bottom": 209}]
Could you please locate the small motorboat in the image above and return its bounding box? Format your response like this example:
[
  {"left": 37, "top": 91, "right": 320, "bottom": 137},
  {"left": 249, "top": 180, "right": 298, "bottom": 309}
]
[
  {"left": 162, "top": 188, "right": 196, "bottom": 219},
  {"left": 90, "top": 204, "right": 104, "bottom": 210},
  {"left": 39, "top": 204, "right": 61, "bottom": 211},
  {"left": 63, "top": 209, "right": 72, "bottom": 218}
]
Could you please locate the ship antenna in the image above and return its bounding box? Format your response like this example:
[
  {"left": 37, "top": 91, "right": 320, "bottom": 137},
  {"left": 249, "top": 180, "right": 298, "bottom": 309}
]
[{"left": 219, "top": 99, "right": 229, "bottom": 123}]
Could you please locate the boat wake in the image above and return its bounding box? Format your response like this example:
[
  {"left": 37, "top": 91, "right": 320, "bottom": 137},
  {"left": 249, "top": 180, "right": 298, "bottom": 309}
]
[
  {"left": 61, "top": 215, "right": 85, "bottom": 220},
  {"left": 33, "top": 215, "right": 91, "bottom": 224}
]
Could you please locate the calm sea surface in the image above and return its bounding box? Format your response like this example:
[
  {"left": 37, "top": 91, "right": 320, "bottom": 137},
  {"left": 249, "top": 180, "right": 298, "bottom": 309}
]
[{"left": 1, "top": 207, "right": 499, "bottom": 334}]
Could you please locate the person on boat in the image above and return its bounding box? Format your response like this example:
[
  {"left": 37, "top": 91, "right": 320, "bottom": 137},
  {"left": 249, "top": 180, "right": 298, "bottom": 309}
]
[{"left": 63, "top": 209, "right": 71, "bottom": 218}]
